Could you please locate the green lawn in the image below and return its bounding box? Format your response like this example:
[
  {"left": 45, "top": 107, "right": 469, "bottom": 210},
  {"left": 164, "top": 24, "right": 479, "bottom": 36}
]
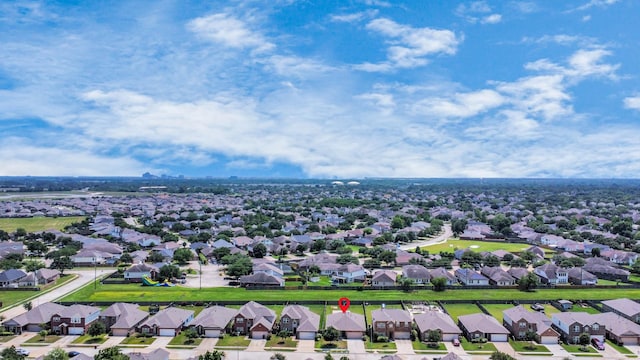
[
  {"left": 168, "top": 332, "right": 203, "bottom": 346},
  {"left": 571, "top": 304, "right": 601, "bottom": 314},
  {"left": 315, "top": 339, "right": 347, "bottom": 350},
  {"left": 460, "top": 338, "right": 498, "bottom": 352},
  {"left": 0, "top": 216, "right": 86, "bottom": 232},
  {"left": 509, "top": 339, "right": 550, "bottom": 353},
  {"left": 59, "top": 281, "right": 640, "bottom": 303},
  {"left": 0, "top": 334, "right": 17, "bottom": 343},
  {"left": 561, "top": 343, "right": 598, "bottom": 353},
  {"left": 605, "top": 339, "right": 633, "bottom": 355},
  {"left": 0, "top": 274, "right": 77, "bottom": 311},
  {"left": 443, "top": 303, "right": 482, "bottom": 322},
  {"left": 71, "top": 334, "right": 108, "bottom": 344},
  {"left": 482, "top": 304, "right": 515, "bottom": 323},
  {"left": 525, "top": 303, "right": 562, "bottom": 318},
  {"left": 265, "top": 336, "right": 298, "bottom": 348},
  {"left": 23, "top": 334, "right": 62, "bottom": 344},
  {"left": 365, "top": 303, "right": 404, "bottom": 325},
  {"left": 120, "top": 334, "right": 156, "bottom": 345},
  {"left": 366, "top": 341, "right": 397, "bottom": 350},
  {"left": 412, "top": 340, "right": 447, "bottom": 351},
  {"left": 215, "top": 335, "right": 250, "bottom": 348},
  {"left": 421, "top": 239, "right": 537, "bottom": 254}
]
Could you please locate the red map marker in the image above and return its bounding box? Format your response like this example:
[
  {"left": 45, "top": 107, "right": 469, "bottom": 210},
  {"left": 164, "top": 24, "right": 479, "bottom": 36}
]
[{"left": 338, "top": 297, "right": 350, "bottom": 313}]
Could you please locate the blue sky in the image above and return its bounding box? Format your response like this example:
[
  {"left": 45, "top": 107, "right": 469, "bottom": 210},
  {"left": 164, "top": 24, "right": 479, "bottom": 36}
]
[{"left": 1, "top": 0, "right": 639, "bottom": 178}]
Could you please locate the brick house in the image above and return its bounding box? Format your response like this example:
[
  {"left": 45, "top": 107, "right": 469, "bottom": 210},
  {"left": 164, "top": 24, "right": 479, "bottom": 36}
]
[{"left": 371, "top": 308, "right": 412, "bottom": 339}]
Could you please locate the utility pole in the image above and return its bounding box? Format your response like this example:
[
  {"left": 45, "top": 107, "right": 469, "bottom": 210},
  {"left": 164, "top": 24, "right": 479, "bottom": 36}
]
[{"left": 93, "top": 257, "right": 97, "bottom": 289}]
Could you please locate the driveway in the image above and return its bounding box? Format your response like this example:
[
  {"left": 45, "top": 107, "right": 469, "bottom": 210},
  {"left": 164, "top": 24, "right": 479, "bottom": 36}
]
[
  {"left": 493, "top": 341, "right": 517, "bottom": 358},
  {"left": 394, "top": 339, "right": 414, "bottom": 354},
  {"left": 346, "top": 339, "right": 366, "bottom": 354},
  {"left": 247, "top": 339, "right": 266, "bottom": 352},
  {"left": 296, "top": 339, "right": 316, "bottom": 352},
  {"left": 399, "top": 223, "right": 452, "bottom": 250}
]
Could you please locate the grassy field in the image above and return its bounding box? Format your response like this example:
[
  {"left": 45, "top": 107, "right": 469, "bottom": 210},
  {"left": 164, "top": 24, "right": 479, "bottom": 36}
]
[
  {"left": 482, "top": 304, "right": 516, "bottom": 323},
  {"left": 59, "top": 281, "right": 640, "bottom": 303},
  {"left": 0, "top": 216, "right": 85, "bottom": 232},
  {"left": 443, "top": 303, "right": 482, "bottom": 322},
  {"left": 421, "top": 239, "right": 540, "bottom": 254},
  {"left": 0, "top": 274, "right": 77, "bottom": 311}
]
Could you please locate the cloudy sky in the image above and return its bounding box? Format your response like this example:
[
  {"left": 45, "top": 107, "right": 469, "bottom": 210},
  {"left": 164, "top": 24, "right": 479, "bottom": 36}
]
[{"left": 1, "top": 0, "right": 639, "bottom": 178}]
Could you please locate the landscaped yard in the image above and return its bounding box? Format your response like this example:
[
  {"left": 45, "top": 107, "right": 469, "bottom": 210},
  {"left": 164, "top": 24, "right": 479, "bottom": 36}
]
[
  {"left": 561, "top": 343, "right": 598, "bottom": 353},
  {"left": 24, "top": 334, "right": 62, "bottom": 344},
  {"left": 265, "top": 336, "right": 298, "bottom": 348},
  {"left": 605, "top": 339, "right": 634, "bottom": 355},
  {"left": 571, "top": 304, "right": 601, "bottom": 314},
  {"left": 411, "top": 340, "right": 447, "bottom": 352},
  {"left": 524, "top": 303, "right": 562, "bottom": 318},
  {"left": 443, "top": 303, "right": 482, "bottom": 322},
  {"left": 0, "top": 334, "right": 17, "bottom": 343},
  {"left": 460, "top": 338, "right": 498, "bottom": 352},
  {"left": 482, "top": 303, "right": 515, "bottom": 323},
  {"left": 509, "top": 339, "right": 550, "bottom": 353},
  {"left": 0, "top": 216, "right": 86, "bottom": 232},
  {"left": 366, "top": 340, "right": 397, "bottom": 351},
  {"left": 215, "top": 335, "right": 251, "bottom": 348},
  {"left": 167, "top": 332, "right": 203, "bottom": 346},
  {"left": 315, "top": 339, "right": 347, "bottom": 350},
  {"left": 71, "top": 334, "right": 108, "bottom": 344},
  {"left": 120, "top": 334, "right": 156, "bottom": 345}
]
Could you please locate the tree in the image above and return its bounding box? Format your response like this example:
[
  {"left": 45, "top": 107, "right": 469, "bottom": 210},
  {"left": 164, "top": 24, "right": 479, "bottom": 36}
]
[
  {"left": 226, "top": 255, "right": 253, "bottom": 278},
  {"left": 212, "top": 247, "right": 231, "bottom": 262},
  {"left": 277, "top": 329, "right": 290, "bottom": 343},
  {"left": 451, "top": 218, "right": 467, "bottom": 237},
  {"left": 38, "top": 329, "right": 49, "bottom": 341},
  {"left": 578, "top": 332, "right": 590, "bottom": 351},
  {"left": 183, "top": 328, "right": 199, "bottom": 344},
  {"left": 510, "top": 258, "right": 527, "bottom": 268},
  {"left": 198, "top": 351, "right": 225, "bottom": 360},
  {"left": 119, "top": 253, "right": 133, "bottom": 264},
  {"left": 591, "top": 247, "right": 601, "bottom": 258},
  {"left": 270, "top": 354, "right": 286, "bottom": 360},
  {"left": 461, "top": 251, "right": 482, "bottom": 268},
  {"left": 399, "top": 277, "right": 415, "bottom": 292},
  {"left": 431, "top": 277, "right": 447, "bottom": 292},
  {"left": 489, "top": 351, "right": 517, "bottom": 360},
  {"left": 0, "top": 258, "right": 22, "bottom": 270},
  {"left": 50, "top": 256, "right": 73, "bottom": 275},
  {"left": 518, "top": 272, "right": 539, "bottom": 292},
  {"left": 0, "top": 346, "right": 26, "bottom": 360},
  {"left": 425, "top": 329, "right": 441, "bottom": 344},
  {"left": 173, "top": 248, "right": 194, "bottom": 265},
  {"left": 23, "top": 301, "right": 33, "bottom": 311},
  {"left": 323, "top": 326, "right": 340, "bottom": 343},
  {"left": 159, "top": 264, "right": 181, "bottom": 281},
  {"left": 252, "top": 243, "right": 267, "bottom": 258},
  {"left": 23, "top": 259, "right": 46, "bottom": 272},
  {"left": 483, "top": 255, "right": 501, "bottom": 267},
  {"left": 87, "top": 321, "right": 106, "bottom": 338},
  {"left": 147, "top": 251, "right": 165, "bottom": 263},
  {"left": 95, "top": 346, "right": 129, "bottom": 360},
  {"left": 324, "top": 354, "right": 334, "bottom": 360},
  {"left": 378, "top": 250, "right": 397, "bottom": 266},
  {"left": 43, "top": 348, "right": 68, "bottom": 360},
  {"left": 632, "top": 260, "right": 640, "bottom": 274},
  {"left": 336, "top": 254, "right": 358, "bottom": 265}
]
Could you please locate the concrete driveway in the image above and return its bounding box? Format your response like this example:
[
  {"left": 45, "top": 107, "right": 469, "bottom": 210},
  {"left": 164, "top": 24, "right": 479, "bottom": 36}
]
[
  {"left": 394, "top": 339, "right": 414, "bottom": 354},
  {"left": 346, "top": 339, "right": 366, "bottom": 354}
]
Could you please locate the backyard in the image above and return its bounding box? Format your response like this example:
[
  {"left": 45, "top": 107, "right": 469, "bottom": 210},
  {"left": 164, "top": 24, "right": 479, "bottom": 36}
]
[{"left": 443, "top": 303, "right": 483, "bottom": 322}]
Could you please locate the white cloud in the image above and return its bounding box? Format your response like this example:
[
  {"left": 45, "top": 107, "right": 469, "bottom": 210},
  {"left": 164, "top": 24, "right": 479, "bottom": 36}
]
[
  {"left": 413, "top": 89, "right": 505, "bottom": 119},
  {"left": 456, "top": 1, "right": 502, "bottom": 24},
  {"left": 574, "top": 0, "right": 620, "bottom": 11},
  {"left": 624, "top": 96, "right": 640, "bottom": 111},
  {"left": 261, "top": 55, "right": 335, "bottom": 78},
  {"left": 358, "top": 18, "right": 459, "bottom": 71},
  {"left": 187, "top": 12, "right": 274, "bottom": 53},
  {"left": 360, "top": 0, "right": 391, "bottom": 7},
  {"left": 481, "top": 14, "right": 502, "bottom": 24},
  {"left": 330, "top": 10, "right": 378, "bottom": 23}
]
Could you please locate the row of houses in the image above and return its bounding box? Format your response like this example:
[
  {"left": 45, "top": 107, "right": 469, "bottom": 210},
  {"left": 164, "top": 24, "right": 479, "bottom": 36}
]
[{"left": 0, "top": 268, "right": 60, "bottom": 288}]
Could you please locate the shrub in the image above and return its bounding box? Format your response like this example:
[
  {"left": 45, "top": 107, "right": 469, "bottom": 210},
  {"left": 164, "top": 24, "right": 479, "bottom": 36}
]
[{"left": 376, "top": 335, "right": 389, "bottom": 343}]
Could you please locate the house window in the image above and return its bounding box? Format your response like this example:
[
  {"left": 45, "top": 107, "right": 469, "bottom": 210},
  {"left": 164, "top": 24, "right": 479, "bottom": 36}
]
[
  {"left": 71, "top": 317, "right": 80, "bottom": 324},
  {"left": 573, "top": 336, "right": 579, "bottom": 343},
  {"left": 377, "top": 323, "right": 386, "bottom": 329},
  {"left": 53, "top": 317, "right": 60, "bottom": 322},
  {"left": 573, "top": 325, "right": 580, "bottom": 332},
  {"left": 282, "top": 318, "right": 289, "bottom": 324},
  {"left": 519, "top": 322, "right": 527, "bottom": 328},
  {"left": 237, "top": 318, "right": 244, "bottom": 323},
  {"left": 592, "top": 324, "right": 599, "bottom": 331}
]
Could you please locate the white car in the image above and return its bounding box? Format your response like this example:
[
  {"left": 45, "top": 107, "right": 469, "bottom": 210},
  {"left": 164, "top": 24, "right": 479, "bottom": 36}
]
[{"left": 16, "top": 348, "right": 30, "bottom": 356}]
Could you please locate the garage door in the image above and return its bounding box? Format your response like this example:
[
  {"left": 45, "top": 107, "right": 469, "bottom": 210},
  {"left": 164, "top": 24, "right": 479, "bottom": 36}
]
[
  {"left": 112, "top": 328, "right": 130, "bottom": 337},
  {"left": 68, "top": 328, "right": 84, "bottom": 335},
  {"left": 298, "top": 331, "right": 316, "bottom": 340},
  {"left": 252, "top": 331, "right": 268, "bottom": 339},
  {"left": 539, "top": 336, "right": 558, "bottom": 344},
  {"left": 205, "top": 329, "right": 222, "bottom": 338},
  {"left": 345, "top": 331, "right": 362, "bottom": 339},
  {"left": 490, "top": 334, "right": 508, "bottom": 342},
  {"left": 159, "top": 328, "right": 176, "bottom": 337},
  {"left": 393, "top": 331, "right": 410, "bottom": 340},
  {"left": 620, "top": 336, "right": 639, "bottom": 345},
  {"left": 441, "top": 333, "right": 457, "bottom": 341}
]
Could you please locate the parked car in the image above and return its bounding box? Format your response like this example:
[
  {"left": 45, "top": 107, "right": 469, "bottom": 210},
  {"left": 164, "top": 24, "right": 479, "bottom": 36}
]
[
  {"left": 530, "top": 303, "right": 545, "bottom": 312},
  {"left": 16, "top": 348, "right": 30, "bottom": 356},
  {"left": 452, "top": 338, "right": 460, "bottom": 346},
  {"left": 592, "top": 338, "right": 605, "bottom": 350},
  {"left": 68, "top": 351, "right": 80, "bottom": 357}
]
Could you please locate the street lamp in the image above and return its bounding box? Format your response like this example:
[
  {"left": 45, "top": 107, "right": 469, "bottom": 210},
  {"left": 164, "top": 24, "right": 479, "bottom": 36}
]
[{"left": 93, "top": 257, "right": 97, "bottom": 289}]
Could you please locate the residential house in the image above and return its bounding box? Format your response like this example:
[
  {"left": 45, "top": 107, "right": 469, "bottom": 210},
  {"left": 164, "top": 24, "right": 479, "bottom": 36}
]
[
  {"left": 533, "top": 263, "right": 568, "bottom": 285},
  {"left": 124, "top": 264, "right": 159, "bottom": 282},
  {"left": 253, "top": 262, "right": 284, "bottom": 278},
  {"left": 331, "top": 264, "right": 366, "bottom": 283},
  {"left": 524, "top": 246, "right": 546, "bottom": 259},
  {"left": 428, "top": 268, "right": 457, "bottom": 285},
  {"left": 50, "top": 304, "right": 101, "bottom": 335},
  {"left": 279, "top": 305, "right": 320, "bottom": 340},
  {"left": 551, "top": 312, "right": 606, "bottom": 344},
  {"left": 502, "top": 305, "right": 560, "bottom": 344},
  {"left": 325, "top": 312, "right": 366, "bottom": 339},
  {"left": 128, "top": 349, "right": 170, "bottom": 360},
  {"left": 507, "top": 268, "right": 530, "bottom": 283},
  {"left": 238, "top": 272, "right": 284, "bottom": 287},
  {"left": 17, "top": 272, "right": 36, "bottom": 287},
  {"left": 413, "top": 310, "right": 461, "bottom": 341},
  {"left": 457, "top": 313, "right": 510, "bottom": 342},
  {"left": 594, "top": 312, "right": 640, "bottom": 345},
  {"left": 454, "top": 268, "right": 489, "bottom": 286},
  {"left": 480, "top": 267, "right": 516, "bottom": 286},
  {"left": 402, "top": 265, "right": 430, "bottom": 285},
  {"left": 371, "top": 308, "right": 412, "bottom": 339},
  {"left": 70, "top": 249, "right": 114, "bottom": 266},
  {"left": 100, "top": 303, "right": 149, "bottom": 336},
  {"left": 371, "top": 270, "right": 397, "bottom": 287},
  {"left": 138, "top": 307, "right": 194, "bottom": 337},
  {"left": 394, "top": 250, "right": 423, "bottom": 266},
  {"left": 0, "top": 241, "right": 24, "bottom": 259},
  {"left": 583, "top": 257, "right": 630, "bottom": 281},
  {"left": 601, "top": 299, "right": 640, "bottom": 324},
  {"left": 190, "top": 306, "right": 237, "bottom": 338},
  {"left": 2, "top": 302, "right": 66, "bottom": 334},
  {"left": 35, "top": 268, "right": 60, "bottom": 285},
  {"left": 233, "top": 301, "right": 276, "bottom": 339},
  {"left": 0, "top": 269, "right": 27, "bottom": 287},
  {"left": 567, "top": 267, "right": 598, "bottom": 285}
]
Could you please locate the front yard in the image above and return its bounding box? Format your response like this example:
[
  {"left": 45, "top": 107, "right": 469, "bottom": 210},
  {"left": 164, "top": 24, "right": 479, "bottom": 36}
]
[
  {"left": 560, "top": 343, "right": 598, "bottom": 353},
  {"left": 265, "top": 336, "right": 298, "bottom": 348},
  {"left": 167, "top": 332, "right": 203, "bottom": 346},
  {"left": 460, "top": 338, "right": 498, "bottom": 353},
  {"left": 71, "top": 334, "right": 108, "bottom": 344},
  {"left": 120, "top": 334, "right": 156, "bottom": 346},
  {"left": 214, "top": 335, "right": 251, "bottom": 349},
  {"left": 24, "top": 334, "right": 62, "bottom": 344},
  {"left": 509, "top": 339, "right": 551, "bottom": 353},
  {"left": 411, "top": 340, "right": 447, "bottom": 352},
  {"left": 315, "top": 339, "right": 347, "bottom": 350}
]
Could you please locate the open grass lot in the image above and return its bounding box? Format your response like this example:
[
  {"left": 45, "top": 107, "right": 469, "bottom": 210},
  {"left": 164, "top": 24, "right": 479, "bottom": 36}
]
[
  {"left": 1, "top": 274, "right": 77, "bottom": 311},
  {"left": 482, "top": 304, "right": 515, "bottom": 323},
  {"left": 0, "top": 216, "right": 85, "bottom": 232},
  {"left": 509, "top": 339, "right": 550, "bottom": 353},
  {"left": 71, "top": 334, "right": 107, "bottom": 344},
  {"left": 421, "top": 239, "right": 543, "bottom": 254},
  {"left": 119, "top": 334, "right": 156, "bottom": 345},
  {"left": 443, "top": 303, "right": 482, "bottom": 322},
  {"left": 61, "top": 282, "right": 640, "bottom": 303},
  {"left": 215, "top": 335, "right": 250, "bottom": 348},
  {"left": 265, "top": 336, "right": 298, "bottom": 348}
]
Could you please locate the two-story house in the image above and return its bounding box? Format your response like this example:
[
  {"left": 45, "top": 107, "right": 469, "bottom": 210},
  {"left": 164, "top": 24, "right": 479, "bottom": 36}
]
[
  {"left": 190, "top": 306, "right": 237, "bottom": 338},
  {"left": 50, "top": 304, "right": 101, "bottom": 335},
  {"left": 551, "top": 312, "right": 606, "bottom": 344},
  {"left": 454, "top": 268, "right": 489, "bottom": 286},
  {"left": 601, "top": 299, "right": 640, "bottom": 324},
  {"left": 502, "top": 305, "right": 560, "bottom": 344},
  {"left": 233, "top": 301, "right": 276, "bottom": 339},
  {"left": 371, "top": 308, "right": 412, "bottom": 339},
  {"left": 331, "top": 264, "right": 367, "bottom": 283},
  {"left": 100, "top": 303, "right": 149, "bottom": 336},
  {"left": 279, "top": 305, "right": 320, "bottom": 340},
  {"left": 534, "top": 263, "right": 568, "bottom": 285}
]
